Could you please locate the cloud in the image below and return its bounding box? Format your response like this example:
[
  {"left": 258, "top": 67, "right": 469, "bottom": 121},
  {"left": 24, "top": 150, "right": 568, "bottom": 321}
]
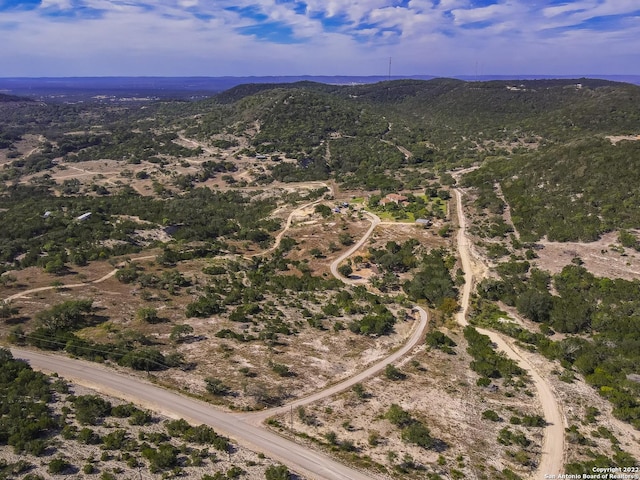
[{"left": 0, "top": 0, "right": 638, "bottom": 76}]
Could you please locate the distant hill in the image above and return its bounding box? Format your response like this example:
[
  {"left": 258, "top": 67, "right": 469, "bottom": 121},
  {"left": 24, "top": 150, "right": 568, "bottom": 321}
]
[
  {"left": 0, "top": 92, "right": 32, "bottom": 103},
  {"left": 1, "top": 75, "right": 638, "bottom": 102}
]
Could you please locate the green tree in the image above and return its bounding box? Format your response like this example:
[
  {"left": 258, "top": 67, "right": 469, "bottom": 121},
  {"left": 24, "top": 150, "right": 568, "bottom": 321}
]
[
  {"left": 205, "top": 377, "right": 230, "bottom": 396},
  {"left": 35, "top": 299, "right": 93, "bottom": 331},
  {"left": 337, "top": 264, "right": 353, "bottom": 277},
  {"left": 170, "top": 323, "right": 194, "bottom": 343},
  {"left": 136, "top": 307, "right": 162, "bottom": 324}
]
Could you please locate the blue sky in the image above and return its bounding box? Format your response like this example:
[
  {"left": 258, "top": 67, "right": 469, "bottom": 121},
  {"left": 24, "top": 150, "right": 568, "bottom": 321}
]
[{"left": 1, "top": 0, "right": 639, "bottom": 76}]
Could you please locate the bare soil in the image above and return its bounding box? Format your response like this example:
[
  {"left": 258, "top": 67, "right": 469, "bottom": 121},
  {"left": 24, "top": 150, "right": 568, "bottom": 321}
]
[
  {"left": 535, "top": 232, "right": 640, "bottom": 281},
  {"left": 269, "top": 330, "right": 547, "bottom": 479}
]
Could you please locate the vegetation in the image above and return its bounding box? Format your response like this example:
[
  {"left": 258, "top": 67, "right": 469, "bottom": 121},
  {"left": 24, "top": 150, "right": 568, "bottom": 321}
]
[
  {"left": 3, "top": 77, "right": 640, "bottom": 475},
  {"left": 476, "top": 262, "right": 640, "bottom": 428}
]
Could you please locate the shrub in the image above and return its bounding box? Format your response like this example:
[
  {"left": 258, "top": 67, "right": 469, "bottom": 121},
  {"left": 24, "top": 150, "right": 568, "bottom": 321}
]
[
  {"left": 401, "top": 422, "right": 434, "bottom": 448},
  {"left": 384, "top": 364, "right": 406, "bottom": 381},
  {"left": 205, "top": 378, "right": 230, "bottom": 396},
  {"left": 73, "top": 395, "right": 112, "bottom": 425},
  {"left": 482, "top": 410, "right": 501, "bottom": 422},
  {"left": 265, "top": 464, "right": 291, "bottom": 480},
  {"left": 48, "top": 457, "right": 71, "bottom": 474}
]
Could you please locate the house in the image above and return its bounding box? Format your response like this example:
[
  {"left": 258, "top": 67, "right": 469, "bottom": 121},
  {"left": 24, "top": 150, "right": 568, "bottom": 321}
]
[{"left": 379, "top": 193, "right": 409, "bottom": 206}]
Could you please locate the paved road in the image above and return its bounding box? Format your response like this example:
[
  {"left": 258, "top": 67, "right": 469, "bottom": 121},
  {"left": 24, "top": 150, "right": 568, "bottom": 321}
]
[
  {"left": 454, "top": 188, "right": 566, "bottom": 478},
  {"left": 10, "top": 348, "right": 378, "bottom": 480}
]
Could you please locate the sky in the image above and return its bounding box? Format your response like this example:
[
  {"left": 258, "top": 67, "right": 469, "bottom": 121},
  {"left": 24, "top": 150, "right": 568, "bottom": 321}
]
[{"left": 1, "top": 0, "right": 639, "bottom": 77}]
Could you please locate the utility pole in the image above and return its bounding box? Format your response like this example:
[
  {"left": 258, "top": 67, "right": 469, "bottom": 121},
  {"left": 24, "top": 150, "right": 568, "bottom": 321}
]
[{"left": 388, "top": 56, "right": 392, "bottom": 81}]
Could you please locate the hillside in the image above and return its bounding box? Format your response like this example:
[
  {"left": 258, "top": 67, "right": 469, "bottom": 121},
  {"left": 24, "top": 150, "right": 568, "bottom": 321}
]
[{"left": 1, "top": 77, "right": 640, "bottom": 479}]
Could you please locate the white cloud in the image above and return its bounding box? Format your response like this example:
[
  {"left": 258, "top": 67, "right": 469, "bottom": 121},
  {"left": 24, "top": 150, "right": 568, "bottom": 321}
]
[{"left": 0, "top": 0, "right": 638, "bottom": 76}]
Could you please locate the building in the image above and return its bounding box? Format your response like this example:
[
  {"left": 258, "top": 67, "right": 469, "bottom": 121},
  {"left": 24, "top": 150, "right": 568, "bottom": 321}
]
[{"left": 379, "top": 193, "right": 409, "bottom": 206}]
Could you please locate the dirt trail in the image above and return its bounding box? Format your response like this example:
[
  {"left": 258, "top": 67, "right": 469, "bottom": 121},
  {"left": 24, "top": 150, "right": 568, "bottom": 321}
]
[
  {"left": 454, "top": 188, "right": 566, "bottom": 478},
  {"left": 3, "top": 255, "right": 156, "bottom": 303},
  {"left": 242, "top": 208, "right": 428, "bottom": 424},
  {"left": 240, "top": 306, "right": 428, "bottom": 425},
  {"left": 329, "top": 211, "right": 380, "bottom": 283}
]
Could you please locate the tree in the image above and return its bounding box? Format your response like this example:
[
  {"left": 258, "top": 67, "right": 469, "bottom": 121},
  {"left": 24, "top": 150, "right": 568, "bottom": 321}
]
[
  {"left": 170, "top": 323, "right": 194, "bottom": 343},
  {"left": 337, "top": 264, "right": 352, "bottom": 278},
  {"left": 385, "top": 404, "right": 412, "bottom": 427},
  {"left": 48, "top": 457, "right": 71, "bottom": 474},
  {"left": 0, "top": 301, "right": 18, "bottom": 322},
  {"left": 205, "top": 377, "right": 230, "bottom": 396},
  {"left": 118, "top": 348, "right": 167, "bottom": 371},
  {"left": 338, "top": 232, "right": 353, "bottom": 246},
  {"left": 35, "top": 299, "right": 93, "bottom": 331},
  {"left": 136, "top": 307, "right": 162, "bottom": 324},
  {"left": 516, "top": 289, "right": 553, "bottom": 323},
  {"left": 384, "top": 364, "right": 406, "bottom": 380},
  {"left": 73, "top": 395, "right": 112, "bottom": 425},
  {"left": 402, "top": 421, "right": 434, "bottom": 448}
]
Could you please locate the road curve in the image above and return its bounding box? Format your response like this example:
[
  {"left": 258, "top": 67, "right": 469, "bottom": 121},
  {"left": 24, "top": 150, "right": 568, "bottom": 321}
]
[
  {"left": 329, "top": 211, "right": 381, "bottom": 283},
  {"left": 454, "top": 188, "right": 566, "bottom": 478},
  {"left": 3, "top": 255, "right": 157, "bottom": 303},
  {"left": 9, "top": 347, "right": 378, "bottom": 480},
  {"left": 240, "top": 306, "right": 429, "bottom": 424},
  {"left": 4, "top": 203, "right": 430, "bottom": 480}
]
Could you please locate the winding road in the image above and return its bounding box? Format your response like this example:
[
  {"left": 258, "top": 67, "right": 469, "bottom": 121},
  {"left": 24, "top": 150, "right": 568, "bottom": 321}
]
[
  {"left": 330, "top": 210, "right": 381, "bottom": 284},
  {"left": 3, "top": 182, "right": 566, "bottom": 479},
  {"left": 454, "top": 188, "right": 566, "bottom": 478},
  {"left": 5, "top": 191, "right": 431, "bottom": 480}
]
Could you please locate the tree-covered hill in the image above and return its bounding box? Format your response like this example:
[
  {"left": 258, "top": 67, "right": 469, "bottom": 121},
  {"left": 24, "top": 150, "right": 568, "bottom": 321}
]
[
  {"left": 3, "top": 77, "right": 640, "bottom": 237},
  {"left": 464, "top": 138, "right": 640, "bottom": 242}
]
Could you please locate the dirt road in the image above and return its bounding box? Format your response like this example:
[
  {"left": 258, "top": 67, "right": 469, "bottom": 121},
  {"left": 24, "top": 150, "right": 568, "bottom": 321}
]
[
  {"left": 454, "top": 189, "right": 566, "bottom": 478},
  {"left": 3, "top": 255, "right": 157, "bottom": 303},
  {"left": 5, "top": 202, "right": 432, "bottom": 480},
  {"left": 241, "top": 305, "right": 428, "bottom": 424},
  {"left": 9, "top": 348, "right": 378, "bottom": 480},
  {"left": 330, "top": 211, "right": 381, "bottom": 283}
]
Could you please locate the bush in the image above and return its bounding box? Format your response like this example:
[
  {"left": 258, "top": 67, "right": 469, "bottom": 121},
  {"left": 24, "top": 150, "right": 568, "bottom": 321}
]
[
  {"left": 118, "top": 348, "right": 167, "bottom": 371},
  {"left": 384, "top": 364, "right": 406, "bottom": 381},
  {"left": 385, "top": 404, "right": 413, "bottom": 427},
  {"left": 482, "top": 410, "right": 501, "bottom": 422},
  {"left": 48, "top": 457, "right": 71, "bottom": 474},
  {"left": 401, "top": 421, "right": 434, "bottom": 448},
  {"left": 265, "top": 464, "right": 291, "bottom": 480},
  {"left": 73, "top": 395, "right": 112, "bottom": 425},
  {"left": 337, "top": 264, "right": 353, "bottom": 277},
  {"left": 77, "top": 427, "right": 102, "bottom": 444}
]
